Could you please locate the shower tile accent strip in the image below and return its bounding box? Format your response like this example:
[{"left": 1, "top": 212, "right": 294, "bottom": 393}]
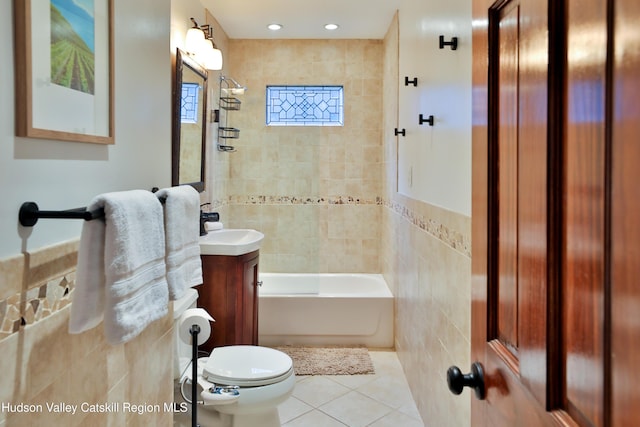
[
  {"left": 230, "top": 195, "right": 470, "bottom": 257},
  {"left": 386, "top": 199, "right": 471, "bottom": 257},
  {"left": 229, "top": 195, "right": 383, "bottom": 205},
  {"left": 0, "top": 195, "right": 469, "bottom": 342}
]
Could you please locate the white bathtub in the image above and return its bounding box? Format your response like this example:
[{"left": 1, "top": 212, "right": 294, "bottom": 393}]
[{"left": 258, "top": 273, "right": 394, "bottom": 348}]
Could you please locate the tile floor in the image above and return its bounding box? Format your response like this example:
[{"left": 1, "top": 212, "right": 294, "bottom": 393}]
[{"left": 174, "top": 350, "right": 424, "bottom": 427}]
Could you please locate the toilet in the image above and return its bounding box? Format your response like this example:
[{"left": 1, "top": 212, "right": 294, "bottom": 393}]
[
  {"left": 199, "top": 345, "right": 295, "bottom": 427},
  {"left": 173, "top": 290, "right": 295, "bottom": 427}
]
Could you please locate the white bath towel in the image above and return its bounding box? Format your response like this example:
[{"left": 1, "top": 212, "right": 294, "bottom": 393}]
[
  {"left": 155, "top": 185, "right": 203, "bottom": 300},
  {"left": 69, "top": 190, "right": 169, "bottom": 345}
]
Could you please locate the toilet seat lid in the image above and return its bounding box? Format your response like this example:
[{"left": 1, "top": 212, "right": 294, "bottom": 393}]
[{"left": 203, "top": 345, "right": 293, "bottom": 386}]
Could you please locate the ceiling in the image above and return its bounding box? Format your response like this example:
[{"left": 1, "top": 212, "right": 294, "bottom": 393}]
[{"left": 202, "top": 0, "right": 402, "bottom": 39}]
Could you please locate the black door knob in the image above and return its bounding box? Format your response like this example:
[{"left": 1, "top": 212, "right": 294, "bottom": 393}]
[{"left": 447, "top": 362, "right": 486, "bottom": 400}]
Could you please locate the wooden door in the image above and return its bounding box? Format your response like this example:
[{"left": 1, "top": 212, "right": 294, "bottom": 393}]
[
  {"left": 609, "top": 1, "right": 640, "bottom": 424},
  {"left": 464, "top": 0, "right": 640, "bottom": 425}
]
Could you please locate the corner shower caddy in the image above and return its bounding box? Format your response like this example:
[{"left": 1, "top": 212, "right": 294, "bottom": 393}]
[{"left": 216, "top": 76, "right": 240, "bottom": 152}]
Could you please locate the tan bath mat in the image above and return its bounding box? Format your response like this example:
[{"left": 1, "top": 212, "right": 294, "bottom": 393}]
[{"left": 273, "top": 346, "right": 375, "bottom": 375}]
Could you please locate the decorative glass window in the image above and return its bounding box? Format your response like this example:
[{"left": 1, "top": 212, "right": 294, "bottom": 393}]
[
  {"left": 181, "top": 82, "right": 200, "bottom": 124},
  {"left": 266, "top": 85, "right": 344, "bottom": 126}
]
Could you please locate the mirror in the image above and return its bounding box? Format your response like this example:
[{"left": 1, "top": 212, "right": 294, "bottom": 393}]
[{"left": 172, "top": 48, "right": 207, "bottom": 192}]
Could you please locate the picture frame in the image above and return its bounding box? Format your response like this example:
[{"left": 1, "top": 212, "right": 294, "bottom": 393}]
[{"left": 14, "top": 0, "right": 114, "bottom": 144}]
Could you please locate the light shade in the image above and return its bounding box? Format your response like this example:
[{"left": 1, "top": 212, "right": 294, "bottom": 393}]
[
  {"left": 200, "top": 40, "right": 223, "bottom": 70},
  {"left": 185, "top": 27, "right": 205, "bottom": 55},
  {"left": 184, "top": 27, "right": 223, "bottom": 71}
]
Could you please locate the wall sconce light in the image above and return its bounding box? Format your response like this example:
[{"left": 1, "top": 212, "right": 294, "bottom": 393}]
[
  {"left": 220, "top": 76, "right": 247, "bottom": 96},
  {"left": 185, "top": 18, "right": 223, "bottom": 70}
]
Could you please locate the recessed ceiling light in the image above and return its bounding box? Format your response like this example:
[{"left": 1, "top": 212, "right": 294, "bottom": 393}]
[
  {"left": 324, "top": 23, "right": 339, "bottom": 31},
  {"left": 268, "top": 23, "right": 283, "bottom": 31}
]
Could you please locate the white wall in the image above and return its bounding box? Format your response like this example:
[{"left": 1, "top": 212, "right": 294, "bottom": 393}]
[
  {"left": 397, "top": 0, "right": 472, "bottom": 215},
  {"left": 0, "top": 0, "right": 172, "bottom": 259}
]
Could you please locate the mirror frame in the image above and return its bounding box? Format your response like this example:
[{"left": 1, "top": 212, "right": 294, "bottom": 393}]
[{"left": 172, "top": 48, "right": 208, "bottom": 192}]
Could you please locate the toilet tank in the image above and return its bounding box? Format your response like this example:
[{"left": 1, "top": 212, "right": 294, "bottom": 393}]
[{"left": 172, "top": 288, "right": 199, "bottom": 379}]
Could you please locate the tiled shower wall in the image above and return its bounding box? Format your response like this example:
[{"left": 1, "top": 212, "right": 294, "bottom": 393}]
[
  {"left": 382, "top": 197, "right": 471, "bottom": 426},
  {"left": 381, "top": 14, "right": 472, "bottom": 427},
  {"left": 0, "top": 241, "right": 173, "bottom": 427},
  {"left": 212, "top": 14, "right": 471, "bottom": 426},
  {"left": 223, "top": 39, "right": 383, "bottom": 273}
]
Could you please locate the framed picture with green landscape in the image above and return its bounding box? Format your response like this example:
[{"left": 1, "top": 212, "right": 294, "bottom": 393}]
[{"left": 14, "top": 0, "right": 114, "bottom": 144}]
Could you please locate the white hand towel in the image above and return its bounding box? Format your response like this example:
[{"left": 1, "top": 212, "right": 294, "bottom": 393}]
[
  {"left": 156, "top": 185, "right": 203, "bottom": 300},
  {"left": 69, "top": 190, "right": 169, "bottom": 345}
]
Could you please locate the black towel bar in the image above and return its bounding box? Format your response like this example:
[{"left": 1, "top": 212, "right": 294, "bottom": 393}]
[
  {"left": 19, "top": 194, "right": 167, "bottom": 227},
  {"left": 19, "top": 202, "right": 105, "bottom": 227}
]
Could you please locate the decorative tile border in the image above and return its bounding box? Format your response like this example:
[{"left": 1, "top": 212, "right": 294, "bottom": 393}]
[
  {"left": 0, "top": 194, "right": 469, "bottom": 342},
  {"left": 228, "top": 194, "right": 470, "bottom": 257},
  {"left": 0, "top": 272, "right": 75, "bottom": 342},
  {"left": 229, "top": 195, "right": 383, "bottom": 205},
  {"left": 385, "top": 199, "right": 471, "bottom": 258}
]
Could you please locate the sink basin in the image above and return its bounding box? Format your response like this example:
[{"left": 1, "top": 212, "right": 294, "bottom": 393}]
[{"left": 199, "top": 229, "right": 265, "bottom": 256}]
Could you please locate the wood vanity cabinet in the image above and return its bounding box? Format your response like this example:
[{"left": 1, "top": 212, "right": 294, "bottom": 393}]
[{"left": 197, "top": 250, "right": 259, "bottom": 353}]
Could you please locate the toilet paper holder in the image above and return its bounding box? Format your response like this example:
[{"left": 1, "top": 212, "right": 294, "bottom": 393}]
[
  {"left": 189, "top": 324, "right": 200, "bottom": 427},
  {"left": 179, "top": 308, "right": 215, "bottom": 427}
]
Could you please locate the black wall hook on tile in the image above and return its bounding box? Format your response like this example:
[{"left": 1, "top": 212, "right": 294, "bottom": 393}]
[
  {"left": 439, "top": 35, "right": 458, "bottom": 50},
  {"left": 19, "top": 202, "right": 105, "bottom": 227},
  {"left": 404, "top": 76, "right": 418, "bottom": 87},
  {"left": 419, "top": 114, "right": 434, "bottom": 126},
  {"left": 394, "top": 128, "right": 406, "bottom": 137}
]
